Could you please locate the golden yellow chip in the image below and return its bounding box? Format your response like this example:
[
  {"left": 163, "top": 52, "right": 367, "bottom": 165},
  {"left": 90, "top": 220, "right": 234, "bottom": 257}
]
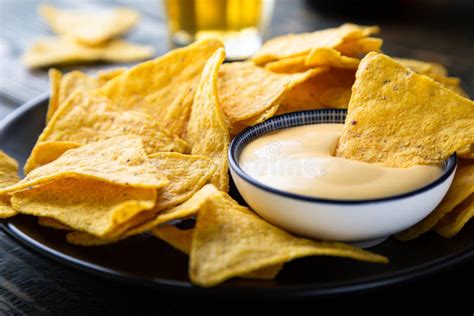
[
  {"left": 95, "top": 39, "right": 223, "bottom": 137},
  {"left": 67, "top": 184, "right": 220, "bottom": 246},
  {"left": 96, "top": 68, "right": 126, "bottom": 84},
  {"left": 190, "top": 190, "right": 387, "bottom": 287},
  {"left": 218, "top": 62, "right": 321, "bottom": 130},
  {"left": 396, "top": 163, "right": 474, "bottom": 240},
  {"left": 425, "top": 73, "right": 469, "bottom": 98},
  {"left": 435, "top": 194, "right": 474, "bottom": 238},
  {"left": 334, "top": 37, "right": 383, "bottom": 57},
  {"left": 0, "top": 151, "right": 20, "bottom": 218},
  {"left": 279, "top": 68, "right": 355, "bottom": 113},
  {"left": 305, "top": 47, "right": 360, "bottom": 69},
  {"left": 47, "top": 68, "right": 62, "bottom": 122},
  {"left": 458, "top": 144, "right": 474, "bottom": 159},
  {"left": 35, "top": 91, "right": 189, "bottom": 155},
  {"left": 336, "top": 53, "right": 474, "bottom": 168},
  {"left": 12, "top": 178, "right": 156, "bottom": 238},
  {"left": 251, "top": 23, "right": 379, "bottom": 65},
  {"left": 152, "top": 225, "right": 283, "bottom": 280},
  {"left": 39, "top": 4, "right": 139, "bottom": 46},
  {"left": 38, "top": 217, "right": 73, "bottom": 231},
  {"left": 264, "top": 56, "right": 309, "bottom": 73},
  {"left": 1, "top": 136, "right": 168, "bottom": 194},
  {"left": 22, "top": 37, "right": 154, "bottom": 69},
  {"left": 187, "top": 48, "right": 230, "bottom": 191},
  {"left": 393, "top": 57, "right": 448, "bottom": 76},
  {"left": 24, "top": 141, "right": 82, "bottom": 174}
]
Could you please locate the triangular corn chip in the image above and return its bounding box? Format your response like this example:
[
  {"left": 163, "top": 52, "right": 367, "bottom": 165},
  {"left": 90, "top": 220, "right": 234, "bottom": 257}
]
[
  {"left": 0, "top": 151, "right": 20, "bottom": 218},
  {"left": 66, "top": 184, "right": 220, "bottom": 246},
  {"left": 39, "top": 4, "right": 139, "bottom": 46},
  {"left": 11, "top": 178, "right": 156, "bottom": 238},
  {"left": 251, "top": 23, "right": 379, "bottom": 65},
  {"left": 23, "top": 37, "right": 154, "bottom": 69},
  {"left": 264, "top": 56, "right": 308, "bottom": 73},
  {"left": 305, "top": 47, "right": 360, "bottom": 69},
  {"left": 47, "top": 68, "right": 62, "bottom": 122},
  {"left": 190, "top": 191, "right": 387, "bottom": 287},
  {"left": 435, "top": 194, "right": 474, "bottom": 238},
  {"left": 35, "top": 91, "right": 189, "bottom": 155},
  {"left": 94, "top": 39, "right": 223, "bottom": 137},
  {"left": 393, "top": 57, "right": 448, "bottom": 76},
  {"left": 396, "top": 163, "right": 474, "bottom": 240},
  {"left": 187, "top": 48, "right": 229, "bottom": 191},
  {"left": 218, "top": 62, "right": 323, "bottom": 129},
  {"left": 336, "top": 53, "right": 474, "bottom": 167},
  {"left": 334, "top": 37, "right": 383, "bottom": 57},
  {"left": 1, "top": 136, "right": 168, "bottom": 194},
  {"left": 38, "top": 217, "right": 73, "bottom": 231},
  {"left": 24, "top": 141, "right": 82, "bottom": 174}
]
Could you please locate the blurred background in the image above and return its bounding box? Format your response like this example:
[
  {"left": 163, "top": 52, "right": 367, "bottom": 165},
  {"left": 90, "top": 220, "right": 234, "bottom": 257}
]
[{"left": 0, "top": 0, "right": 473, "bottom": 118}]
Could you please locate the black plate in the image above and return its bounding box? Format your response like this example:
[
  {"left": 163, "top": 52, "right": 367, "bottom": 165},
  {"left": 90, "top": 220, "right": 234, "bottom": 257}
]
[{"left": 1, "top": 94, "right": 473, "bottom": 297}]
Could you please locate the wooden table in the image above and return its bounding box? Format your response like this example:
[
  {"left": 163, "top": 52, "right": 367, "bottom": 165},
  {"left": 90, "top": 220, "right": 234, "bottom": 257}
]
[{"left": 1, "top": 0, "right": 473, "bottom": 313}]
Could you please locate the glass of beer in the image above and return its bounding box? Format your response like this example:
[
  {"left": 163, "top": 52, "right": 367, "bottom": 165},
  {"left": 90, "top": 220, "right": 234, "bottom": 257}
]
[{"left": 163, "top": 0, "right": 274, "bottom": 60}]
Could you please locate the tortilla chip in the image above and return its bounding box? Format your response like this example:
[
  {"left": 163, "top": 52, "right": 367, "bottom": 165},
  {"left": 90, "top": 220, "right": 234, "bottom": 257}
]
[
  {"left": 305, "top": 48, "right": 360, "bottom": 69},
  {"left": 96, "top": 68, "right": 126, "bottom": 84},
  {"left": 425, "top": 73, "right": 469, "bottom": 98},
  {"left": 218, "top": 62, "right": 322, "bottom": 131},
  {"left": 187, "top": 48, "right": 229, "bottom": 191},
  {"left": 24, "top": 141, "right": 82, "bottom": 174},
  {"left": 67, "top": 184, "right": 220, "bottom": 246},
  {"left": 11, "top": 178, "right": 156, "bottom": 238},
  {"left": 279, "top": 68, "right": 355, "bottom": 113},
  {"left": 36, "top": 91, "right": 189, "bottom": 155},
  {"left": 46, "top": 68, "right": 62, "bottom": 122},
  {"left": 94, "top": 39, "right": 223, "bottom": 137},
  {"left": 152, "top": 225, "right": 283, "bottom": 280},
  {"left": 39, "top": 4, "right": 139, "bottom": 46},
  {"left": 264, "top": 56, "right": 308, "bottom": 73},
  {"left": 458, "top": 144, "right": 474, "bottom": 159},
  {"left": 336, "top": 53, "right": 474, "bottom": 168},
  {"left": 38, "top": 217, "right": 73, "bottom": 231},
  {"left": 22, "top": 37, "right": 154, "bottom": 69},
  {"left": 251, "top": 23, "right": 379, "bottom": 65},
  {"left": 435, "top": 194, "right": 474, "bottom": 238},
  {"left": 190, "top": 191, "right": 388, "bottom": 287},
  {"left": 396, "top": 163, "right": 474, "bottom": 240},
  {"left": 393, "top": 57, "right": 448, "bottom": 77},
  {"left": 1, "top": 136, "right": 168, "bottom": 194},
  {"left": 334, "top": 37, "right": 383, "bottom": 57},
  {"left": 0, "top": 151, "right": 20, "bottom": 218}
]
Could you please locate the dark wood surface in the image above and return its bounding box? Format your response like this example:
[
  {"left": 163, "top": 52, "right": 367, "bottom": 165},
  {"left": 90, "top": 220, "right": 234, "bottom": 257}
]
[{"left": 1, "top": 0, "right": 473, "bottom": 314}]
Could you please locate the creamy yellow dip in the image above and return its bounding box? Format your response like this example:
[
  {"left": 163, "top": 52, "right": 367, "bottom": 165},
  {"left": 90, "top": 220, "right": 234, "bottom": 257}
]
[{"left": 239, "top": 124, "right": 442, "bottom": 200}]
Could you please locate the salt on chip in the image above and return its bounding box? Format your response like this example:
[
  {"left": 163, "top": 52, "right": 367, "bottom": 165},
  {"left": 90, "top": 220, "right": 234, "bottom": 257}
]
[
  {"left": 1, "top": 136, "right": 168, "bottom": 194},
  {"left": 11, "top": 178, "right": 156, "bottom": 238},
  {"left": 336, "top": 53, "right": 474, "bottom": 168},
  {"left": 279, "top": 68, "right": 355, "bottom": 113},
  {"left": 0, "top": 151, "right": 20, "bottom": 218},
  {"left": 152, "top": 225, "right": 282, "bottom": 280},
  {"left": 251, "top": 23, "right": 379, "bottom": 65},
  {"left": 435, "top": 194, "right": 474, "bottom": 238},
  {"left": 396, "top": 163, "right": 474, "bottom": 240},
  {"left": 190, "top": 190, "right": 388, "bottom": 287},
  {"left": 22, "top": 37, "right": 154, "bottom": 69},
  {"left": 94, "top": 39, "right": 223, "bottom": 137},
  {"left": 36, "top": 91, "right": 190, "bottom": 155},
  {"left": 187, "top": 48, "right": 229, "bottom": 191},
  {"left": 47, "top": 69, "right": 62, "bottom": 122},
  {"left": 24, "top": 141, "right": 81, "bottom": 174},
  {"left": 218, "top": 62, "right": 322, "bottom": 132},
  {"left": 305, "top": 47, "right": 360, "bottom": 69},
  {"left": 334, "top": 37, "right": 383, "bottom": 57},
  {"left": 39, "top": 4, "right": 139, "bottom": 46},
  {"left": 67, "top": 184, "right": 219, "bottom": 246}
]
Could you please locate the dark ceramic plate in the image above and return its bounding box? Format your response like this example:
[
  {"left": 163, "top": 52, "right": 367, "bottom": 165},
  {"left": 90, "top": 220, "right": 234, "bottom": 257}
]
[{"left": 1, "top": 94, "right": 473, "bottom": 297}]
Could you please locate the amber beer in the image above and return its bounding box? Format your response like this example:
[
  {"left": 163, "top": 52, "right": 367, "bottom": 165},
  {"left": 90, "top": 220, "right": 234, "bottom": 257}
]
[{"left": 164, "top": 0, "right": 274, "bottom": 59}]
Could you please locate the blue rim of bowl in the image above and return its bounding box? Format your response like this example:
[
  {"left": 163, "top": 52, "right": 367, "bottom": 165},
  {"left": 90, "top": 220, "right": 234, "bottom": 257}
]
[{"left": 229, "top": 109, "right": 457, "bottom": 205}]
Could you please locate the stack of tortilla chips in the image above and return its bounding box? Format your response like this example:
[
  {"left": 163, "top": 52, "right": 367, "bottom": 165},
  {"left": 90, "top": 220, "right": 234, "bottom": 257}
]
[
  {"left": 2, "top": 23, "right": 473, "bottom": 287},
  {"left": 23, "top": 4, "right": 154, "bottom": 68}
]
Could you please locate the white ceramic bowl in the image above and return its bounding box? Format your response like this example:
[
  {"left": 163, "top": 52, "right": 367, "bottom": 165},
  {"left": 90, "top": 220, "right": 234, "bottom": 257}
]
[{"left": 229, "top": 109, "right": 457, "bottom": 248}]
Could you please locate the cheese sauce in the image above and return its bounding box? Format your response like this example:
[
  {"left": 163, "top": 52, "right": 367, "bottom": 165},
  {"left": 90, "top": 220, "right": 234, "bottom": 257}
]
[{"left": 239, "top": 124, "right": 443, "bottom": 200}]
